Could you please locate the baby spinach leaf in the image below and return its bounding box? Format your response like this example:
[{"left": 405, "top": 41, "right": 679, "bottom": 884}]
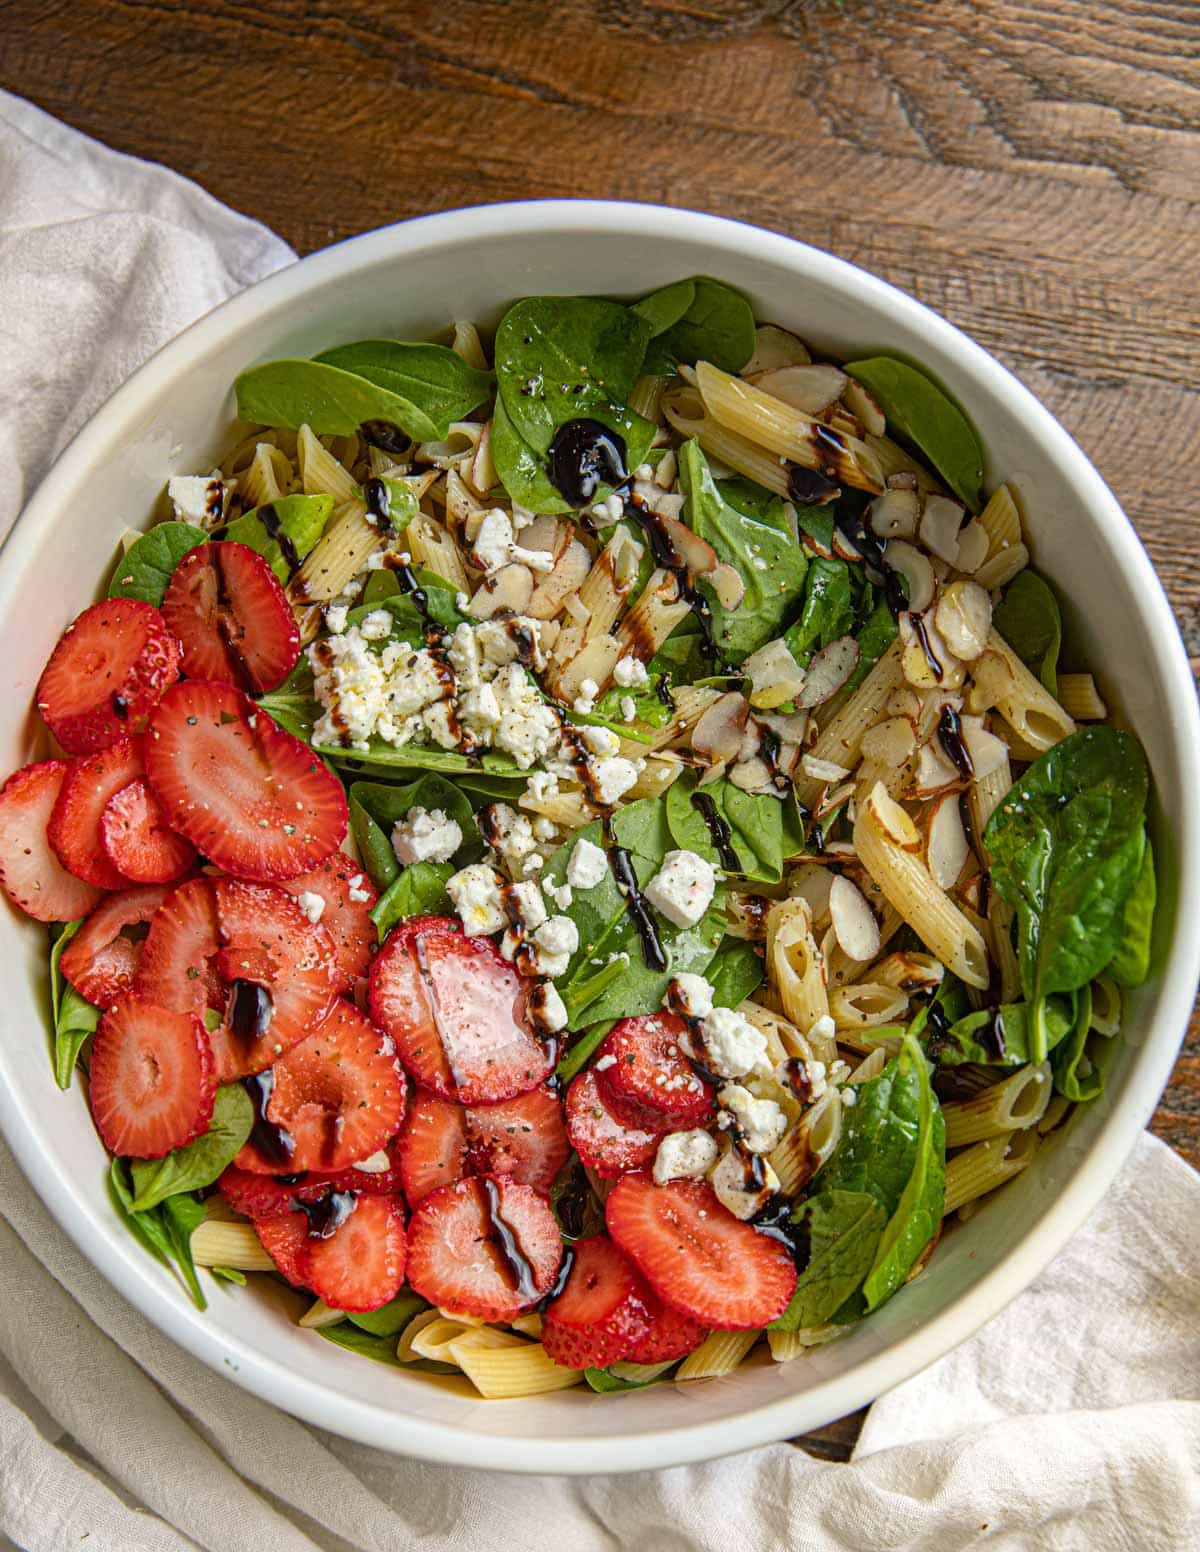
[
  {"left": 346, "top": 1290, "right": 428, "bottom": 1337},
  {"left": 221, "top": 494, "right": 333, "bottom": 582},
  {"left": 234, "top": 358, "right": 443, "bottom": 443},
  {"left": 934, "top": 996, "right": 1074, "bottom": 1067},
  {"left": 665, "top": 769, "right": 791, "bottom": 884},
  {"left": 320, "top": 742, "right": 522, "bottom": 782},
  {"left": 584, "top": 1365, "right": 667, "bottom": 1393},
  {"left": 649, "top": 627, "right": 710, "bottom": 689},
  {"left": 493, "top": 296, "right": 655, "bottom": 481},
  {"left": 844, "top": 600, "right": 899, "bottom": 693},
  {"left": 346, "top": 584, "right": 464, "bottom": 646},
  {"left": 770, "top": 1189, "right": 887, "bottom": 1332},
  {"left": 313, "top": 340, "right": 493, "bottom": 439},
  {"left": 109, "top": 521, "right": 206, "bottom": 605},
  {"left": 317, "top": 1321, "right": 406, "bottom": 1368},
  {"left": 354, "top": 480, "right": 421, "bottom": 548},
  {"left": 822, "top": 1038, "right": 933, "bottom": 1216},
  {"left": 678, "top": 440, "right": 808, "bottom": 661},
  {"left": 348, "top": 775, "right": 476, "bottom": 891},
  {"left": 715, "top": 477, "right": 792, "bottom": 531},
  {"left": 371, "top": 863, "right": 455, "bottom": 938},
  {"left": 211, "top": 1266, "right": 247, "bottom": 1285},
  {"left": 491, "top": 396, "right": 573, "bottom": 514},
  {"left": 50, "top": 921, "right": 100, "bottom": 1090},
  {"left": 797, "top": 505, "right": 837, "bottom": 554},
  {"left": 256, "top": 660, "right": 320, "bottom": 743},
  {"left": 357, "top": 565, "right": 459, "bottom": 618},
  {"left": 127, "top": 1085, "right": 254, "bottom": 1212},
  {"left": 1051, "top": 983, "right": 1119, "bottom": 1102},
  {"left": 555, "top": 1020, "right": 617, "bottom": 1086},
  {"left": 861, "top": 1034, "right": 945, "bottom": 1311},
  {"left": 705, "top": 937, "right": 765, "bottom": 1009},
  {"left": 641, "top": 277, "right": 756, "bottom": 375},
  {"left": 109, "top": 1160, "right": 207, "bottom": 1310},
  {"left": 843, "top": 356, "right": 984, "bottom": 510},
  {"left": 984, "top": 728, "right": 1150, "bottom": 1059},
  {"left": 631, "top": 279, "right": 696, "bottom": 339},
  {"left": 993, "top": 570, "right": 1062, "bottom": 694},
  {"left": 784, "top": 557, "right": 855, "bottom": 665},
  {"left": 1108, "top": 832, "right": 1155, "bottom": 988}
]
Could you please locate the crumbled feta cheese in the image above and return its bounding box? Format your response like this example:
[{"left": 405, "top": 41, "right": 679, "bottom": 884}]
[
  {"left": 359, "top": 609, "right": 393, "bottom": 641},
  {"left": 346, "top": 873, "right": 372, "bottom": 905},
  {"left": 593, "top": 757, "right": 639, "bottom": 806},
  {"left": 471, "top": 508, "right": 512, "bottom": 573},
  {"left": 295, "top": 890, "right": 326, "bottom": 925},
  {"left": 455, "top": 591, "right": 470, "bottom": 613},
  {"left": 167, "top": 474, "right": 226, "bottom": 524},
  {"left": 447, "top": 863, "right": 507, "bottom": 935},
  {"left": 572, "top": 678, "right": 599, "bottom": 715},
  {"left": 667, "top": 972, "right": 715, "bottom": 1020},
  {"left": 653, "top": 1128, "right": 719, "bottom": 1185},
  {"left": 634, "top": 462, "right": 654, "bottom": 481},
  {"left": 580, "top": 724, "right": 620, "bottom": 757},
  {"left": 391, "top": 806, "right": 463, "bottom": 866},
  {"left": 521, "top": 854, "right": 544, "bottom": 877},
  {"left": 349, "top": 1150, "right": 390, "bottom": 1174},
  {"left": 593, "top": 1053, "right": 617, "bottom": 1072},
  {"left": 324, "top": 604, "right": 349, "bottom": 636},
  {"left": 529, "top": 979, "right": 568, "bottom": 1034},
  {"left": 718, "top": 1084, "right": 787, "bottom": 1154},
  {"left": 691, "top": 1007, "right": 768, "bottom": 1080},
  {"left": 481, "top": 803, "right": 538, "bottom": 873},
  {"left": 447, "top": 622, "right": 482, "bottom": 689},
  {"left": 532, "top": 816, "right": 558, "bottom": 842},
  {"left": 491, "top": 664, "right": 561, "bottom": 769},
  {"left": 644, "top": 849, "right": 716, "bottom": 929},
  {"left": 620, "top": 695, "right": 637, "bottom": 723},
  {"left": 566, "top": 837, "right": 608, "bottom": 891},
  {"left": 308, "top": 627, "right": 389, "bottom": 748},
  {"left": 808, "top": 1014, "right": 836, "bottom": 1048},
  {"left": 590, "top": 492, "right": 624, "bottom": 523},
  {"left": 525, "top": 770, "right": 560, "bottom": 803},
  {"left": 544, "top": 879, "right": 573, "bottom": 911},
  {"left": 528, "top": 914, "right": 578, "bottom": 977},
  {"left": 498, "top": 881, "right": 548, "bottom": 963},
  {"left": 613, "top": 655, "right": 649, "bottom": 688},
  {"left": 458, "top": 683, "right": 501, "bottom": 736},
  {"left": 387, "top": 649, "right": 448, "bottom": 719},
  {"left": 709, "top": 1145, "right": 781, "bottom": 1219},
  {"left": 421, "top": 701, "right": 459, "bottom": 750}
]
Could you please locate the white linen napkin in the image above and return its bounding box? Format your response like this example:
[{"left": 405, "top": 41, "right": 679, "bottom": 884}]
[{"left": 1, "top": 89, "right": 1197, "bottom": 1552}]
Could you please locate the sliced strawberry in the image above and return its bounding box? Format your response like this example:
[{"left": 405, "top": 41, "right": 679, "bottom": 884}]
[
  {"left": 300, "top": 1194, "right": 407, "bottom": 1313},
  {"left": 100, "top": 779, "right": 196, "bottom": 884},
  {"left": 254, "top": 1213, "right": 309, "bottom": 1285},
  {"left": 88, "top": 992, "right": 215, "bottom": 1158},
  {"left": 0, "top": 761, "right": 104, "bottom": 922},
  {"left": 144, "top": 680, "right": 347, "bottom": 880},
  {"left": 233, "top": 999, "right": 406, "bottom": 1173},
  {"left": 47, "top": 739, "right": 144, "bottom": 889},
  {"left": 624, "top": 1289, "right": 709, "bottom": 1363},
  {"left": 36, "top": 598, "right": 180, "bottom": 754},
  {"left": 405, "top": 1176, "right": 563, "bottom": 1321},
  {"left": 466, "top": 1084, "right": 570, "bottom": 1195},
  {"left": 134, "top": 876, "right": 339, "bottom": 1078},
  {"left": 397, "top": 1090, "right": 470, "bottom": 1205},
  {"left": 596, "top": 1012, "right": 714, "bottom": 1131},
  {"left": 369, "top": 916, "right": 551, "bottom": 1104},
  {"left": 161, "top": 541, "right": 301, "bottom": 694},
  {"left": 564, "top": 1069, "right": 664, "bottom": 1179},
  {"left": 280, "top": 859, "right": 377, "bottom": 992},
  {"left": 219, "top": 1138, "right": 404, "bottom": 1219},
  {"left": 541, "top": 1234, "right": 650, "bottom": 1370},
  {"left": 605, "top": 1173, "right": 797, "bottom": 1330},
  {"left": 60, "top": 882, "right": 175, "bottom": 1006}
]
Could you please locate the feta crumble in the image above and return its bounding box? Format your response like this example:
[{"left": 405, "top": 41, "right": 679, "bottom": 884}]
[
  {"left": 295, "top": 890, "right": 326, "bottom": 925},
  {"left": 346, "top": 873, "right": 372, "bottom": 905},
  {"left": 566, "top": 837, "right": 608, "bottom": 891},
  {"left": 691, "top": 1006, "right": 768, "bottom": 1080},
  {"left": 613, "top": 655, "right": 649, "bottom": 688},
  {"left": 652, "top": 1128, "right": 719, "bottom": 1185},
  {"left": 717, "top": 1084, "right": 787, "bottom": 1154},
  {"left": 447, "top": 863, "right": 506, "bottom": 936},
  {"left": 644, "top": 849, "right": 716, "bottom": 929},
  {"left": 709, "top": 1146, "right": 781, "bottom": 1220},
  {"left": 391, "top": 806, "right": 463, "bottom": 866},
  {"left": 667, "top": 972, "right": 715, "bottom": 1021}
]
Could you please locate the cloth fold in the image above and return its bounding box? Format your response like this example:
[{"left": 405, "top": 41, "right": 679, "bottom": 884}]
[{"left": 0, "top": 88, "right": 1197, "bottom": 1552}]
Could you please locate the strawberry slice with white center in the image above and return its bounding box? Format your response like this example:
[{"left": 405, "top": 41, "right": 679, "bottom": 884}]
[
  {"left": 300, "top": 1194, "right": 407, "bottom": 1313},
  {"left": 405, "top": 1176, "right": 563, "bottom": 1322},
  {"left": 161, "top": 541, "right": 301, "bottom": 695},
  {"left": 595, "top": 1011, "right": 715, "bottom": 1132},
  {"left": 60, "top": 882, "right": 176, "bottom": 1007},
  {"left": 0, "top": 760, "right": 104, "bottom": 922},
  {"left": 540, "top": 1233, "right": 652, "bottom": 1370},
  {"left": 133, "top": 876, "right": 339, "bottom": 1079},
  {"left": 368, "top": 915, "right": 551, "bottom": 1105},
  {"left": 398, "top": 1083, "right": 568, "bottom": 1205},
  {"left": 280, "top": 860, "right": 377, "bottom": 991},
  {"left": 143, "top": 680, "right": 348, "bottom": 881},
  {"left": 36, "top": 598, "right": 180, "bottom": 754},
  {"left": 397, "top": 1090, "right": 469, "bottom": 1205},
  {"left": 605, "top": 1173, "right": 798, "bottom": 1330},
  {"left": 232, "top": 998, "right": 406, "bottom": 1173},
  {"left": 47, "top": 738, "right": 144, "bottom": 890},
  {"left": 88, "top": 992, "right": 216, "bottom": 1158},
  {"left": 100, "top": 778, "right": 197, "bottom": 884},
  {"left": 564, "top": 1068, "right": 664, "bottom": 1179},
  {"left": 254, "top": 1213, "right": 309, "bottom": 1285}
]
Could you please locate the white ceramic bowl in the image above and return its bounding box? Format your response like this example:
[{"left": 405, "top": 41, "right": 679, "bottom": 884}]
[{"left": 1, "top": 201, "right": 1196, "bottom": 1474}]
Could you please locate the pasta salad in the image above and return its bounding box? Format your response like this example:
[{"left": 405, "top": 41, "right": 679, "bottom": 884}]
[{"left": 0, "top": 276, "right": 1156, "bottom": 1397}]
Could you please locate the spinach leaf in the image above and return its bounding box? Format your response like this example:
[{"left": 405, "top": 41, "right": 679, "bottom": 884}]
[
  {"left": 109, "top": 521, "right": 206, "bottom": 605},
  {"left": 50, "top": 921, "right": 100, "bottom": 1090},
  {"left": 313, "top": 340, "right": 493, "bottom": 438},
  {"left": 1108, "top": 832, "right": 1155, "bottom": 988},
  {"left": 678, "top": 440, "right": 808, "bottom": 661},
  {"left": 348, "top": 774, "right": 476, "bottom": 891},
  {"left": 584, "top": 1365, "right": 667, "bottom": 1393},
  {"left": 784, "top": 556, "right": 858, "bottom": 667},
  {"left": 844, "top": 600, "right": 899, "bottom": 693},
  {"left": 320, "top": 742, "right": 522, "bottom": 782},
  {"left": 355, "top": 481, "right": 421, "bottom": 551},
  {"left": 491, "top": 396, "right": 573, "bottom": 514},
  {"left": 769, "top": 1189, "right": 886, "bottom": 1332},
  {"left": 641, "top": 277, "right": 756, "bottom": 375},
  {"left": 631, "top": 279, "right": 696, "bottom": 341},
  {"left": 371, "top": 863, "right": 455, "bottom": 937},
  {"left": 493, "top": 296, "right": 655, "bottom": 486},
  {"left": 538, "top": 798, "right": 725, "bottom": 1029},
  {"left": 993, "top": 570, "right": 1062, "bottom": 694},
  {"left": 715, "top": 477, "right": 792, "bottom": 530},
  {"left": 128, "top": 1085, "right": 254, "bottom": 1211},
  {"left": 843, "top": 356, "right": 984, "bottom": 509},
  {"left": 235, "top": 358, "right": 444, "bottom": 443},
  {"left": 317, "top": 1321, "right": 405, "bottom": 1368},
  {"left": 665, "top": 769, "right": 797, "bottom": 884},
  {"left": 256, "top": 659, "right": 320, "bottom": 743},
  {"left": 1051, "top": 984, "right": 1118, "bottom": 1102},
  {"left": 984, "top": 728, "right": 1150, "bottom": 1059},
  {"left": 109, "top": 1160, "right": 207, "bottom": 1310},
  {"left": 797, "top": 505, "right": 837, "bottom": 553},
  {"left": 649, "top": 626, "right": 710, "bottom": 688},
  {"left": 346, "top": 1290, "right": 428, "bottom": 1337},
  {"left": 346, "top": 586, "right": 464, "bottom": 646},
  {"left": 221, "top": 494, "right": 333, "bottom": 582},
  {"left": 211, "top": 1266, "right": 247, "bottom": 1285},
  {"left": 582, "top": 674, "right": 675, "bottom": 740},
  {"left": 705, "top": 938, "right": 765, "bottom": 1009},
  {"left": 822, "top": 1037, "right": 935, "bottom": 1216},
  {"left": 555, "top": 1020, "right": 616, "bottom": 1086},
  {"left": 934, "top": 996, "right": 1074, "bottom": 1067},
  {"left": 861, "top": 1035, "right": 945, "bottom": 1311}
]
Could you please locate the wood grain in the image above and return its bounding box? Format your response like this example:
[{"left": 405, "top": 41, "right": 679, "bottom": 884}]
[{"left": 2, "top": 0, "right": 1198, "bottom": 1460}]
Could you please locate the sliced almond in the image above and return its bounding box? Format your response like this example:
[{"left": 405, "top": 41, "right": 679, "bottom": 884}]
[
  {"left": 466, "top": 421, "right": 496, "bottom": 497},
  {"left": 747, "top": 363, "right": 848, "bottom": 417},
  {"left": 935, "top": 579, "right": 992, "bottom": 661},
  {"left": 964, "top": 650, "right": 1015, "bottom": 714},
  {"left": 527, "top": 539, "right": 591, "bottom": 620},
  {"left": 797, "top": 637, "right": 859, "bottom": 708},
  {"left": 869, "top": 487, "right": 920, "bottom": 541},
  {"left": 842, "top": 378, "right": 886, "bottom": 438},
  {"left": 974, "top": 542, "right": 1029, "bottom": 590},
  {"left": 926, "top": 794, "right": 970, "bottom": 888},
  {"left": 885, "top": 687, "right": 922, "bottom": 720},
  {"left": 743, "top": 638, "right": 807, "bottom": 709},
  {"left": 864, "top": 782, "right": 921, "bottom": 850},
  {"left": 468, "top": 563, "right": 533, "bottom": 619},
  {"left": 692, "top": 691, "right": 749, "bottom": 763},
  {"left": 960, "top": 713, "right": 1009, "bottom": 781},
  {"left": 899, "top": 611, "right": 964, "bottom": 691},
  {"left": 829, "top": 875, "right": 881, "bottom": 962},
  {"left": 710, "top": 562, "right": 746, "bottom": 609},
  {"left": 887, "top": 470, "right": 919, "bottom": 493},
  {"left": 758, "top": 709, "right": 809, "bottom": 746},
  {"left": 729, "top": 756, "right": 775, "bottom": 793},
  {"left": 919, "top": 493, "right": 967, "bottom": 562},
  {"left": 657, "top": 510, "right": 718, "bottom": 576},
  {"left": 815, "top": 778, "right": 855, "bottom": 820},
  {"left": 787, "top": 861, "right": 834, "bottom": 924},
  {"left": 884, "top": 539, "right": 935, "bottom": 613},
  {"left": 953, "top": 519, "right": 989, "bottom": 575},
  {"left": 860, "top": 714, "right": 918, "bottom": 767},
  {"left": 832, "top": 528, "right": 863, "bottom": 563},
  {"left": 743, "top": 324, "right": 812, "bottom": 375},
  {"left": 801, "top": 753, "right": 850, "bottom": 783},
  {"left": 909, "top": 738, "right": 962, "bottom": 798}
]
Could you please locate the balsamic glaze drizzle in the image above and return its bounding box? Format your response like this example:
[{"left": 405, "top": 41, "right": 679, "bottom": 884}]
[
  {"left": 229, "top": 979, "right": 273, "bottom": 1040},
  {"left": 603, "top": 820, "right": 668, "bottom": 973},
  {"left": 300, "top": 1189, "right": 357, "bottom": 1240},
  {"left": 937, "top": 705, "right": 975, "bottom": 782},
  {"left": 482, "top": 1178, "right": 538, "bottom": 1303},
  {"left": 362, "top": 477, "right": 394, "bottom": 532},
  {"left": 911, "top": 614, "right": 944, "bottom": 680},
  {"left": 833, "top": 509, "right": 909, "bottom": 616},
  {"left": 984, "top": 1010, "right": 1008, "bottom": 1062},
  {"left": 358, "top": 420, "right": 412, "bottom": 457},
  {"left": 254, "top": 502, "right": 303, "bottom": 575},
  {"left": 242, "top": 1070, "right": 295, "bottom": 1166},
  {"left": 690, "top": 790, "right": 740, "bottom": 872},
  {"left": 547, "top": 418, "right": 629, "bottom": 508},
  {"left": 624, "top": 493, "right": 723, "bottom": 664},
  {"left": 539, "top": 1244, "right": 575, "bottom": 1308}
]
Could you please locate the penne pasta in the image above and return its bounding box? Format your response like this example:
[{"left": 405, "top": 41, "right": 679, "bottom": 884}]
[
  {"left": 765, "top": 898, "right": 831, "bottom": 1035},
  {"left": 297, "top": 423, "right": 357, "bottom": 501},
  {"left": 675, "top": 1329, "right": 759, "bottom": 1381},
  {"left": 1056, "top": 672, "right": 1108, "bottom": 722},
  {"left": 770, "top": 1088, "right": 842, "bottom": 1195},
  {"left": 795, "top": 642, "right": 905, "bottom": 807},
  {"left": 449, "top": 1340, "right": 585, "bottom": 1399},
  {"left": 942, "top": 1062, "right": 1053, "bottom": 1148},
  {"left": 944, "top": 1127, "right": 1041, "bottom": 1215},
  {"left": 191, "top": 1220, "right": 276, "bottom": 1272},
  {"left": 985, "top": 630, "right": 1076, "bottom": 752}
]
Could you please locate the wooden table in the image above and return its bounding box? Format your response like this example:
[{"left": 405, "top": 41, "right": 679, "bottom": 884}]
[{"left": 3, "top": 0, "right": 1197, "bottom": 1462}]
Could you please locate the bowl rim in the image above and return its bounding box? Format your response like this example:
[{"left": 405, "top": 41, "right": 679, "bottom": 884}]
[{"left": 2, "top": 198, "right": 1197, "bottom": 1474}]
